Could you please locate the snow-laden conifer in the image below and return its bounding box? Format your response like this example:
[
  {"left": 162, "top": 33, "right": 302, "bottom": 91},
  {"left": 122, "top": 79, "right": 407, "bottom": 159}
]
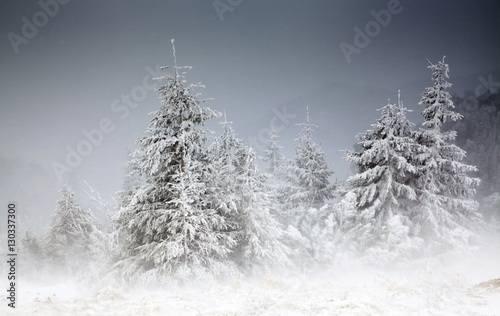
[
  {"left": 414, "top": 57, "right": 482, "bottom": 252},
  {"left": 113, "top": 40, "right": 233, "bottom": 283},
  {"left": 232, "top": 146, "right": 289, "bottom": 274},
  {"left": 263, "top": 127, "right": 286, "bottom": 178},
  {"left": 285, "top": 107, "right": 334, "bottom": 210},
  {"left": 263, "top": 127, "right": 290, "bottom": 223},
  {"left": 45, "top": 184, "right": 97, "bottom": 273},
  {"left": 346, "top": 93, "right": 417, "bottom": 225},
  {"left": 19, "top": 231, "right": 45, "bottom": 279},
  {"left": 344, "top": 93, "right": 422, "bottom": 264},
  {"left": 212, "top": 114, "right": 289, "bottom": 275},
  {"left": 281, "top": 107, "right": 335, "bottom": 267}
]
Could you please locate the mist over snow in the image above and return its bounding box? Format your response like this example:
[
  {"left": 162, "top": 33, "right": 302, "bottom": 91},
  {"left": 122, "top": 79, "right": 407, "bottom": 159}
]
[{"left": 1, "top": 1, "right": 500, "bottom": 315}]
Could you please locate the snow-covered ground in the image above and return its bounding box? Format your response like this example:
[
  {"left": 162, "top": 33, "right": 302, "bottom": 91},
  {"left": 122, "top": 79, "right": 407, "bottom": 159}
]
[{"left": 3, "top": 267, "right": 499, "bottom": 315}]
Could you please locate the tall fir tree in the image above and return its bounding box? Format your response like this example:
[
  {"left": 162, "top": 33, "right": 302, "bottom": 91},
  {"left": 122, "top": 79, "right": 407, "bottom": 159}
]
[
  {"left": 113, "top": 40, "right": 233, "bottom": 282},
  {"left": 346, "top": 93, "right": 417, "bottom": 225},
  {"left": 344, "top": 93, "right": 422, "bottom": 263},
  {"left": 414, "top": 57, "right": 481, "bottom": 252}
]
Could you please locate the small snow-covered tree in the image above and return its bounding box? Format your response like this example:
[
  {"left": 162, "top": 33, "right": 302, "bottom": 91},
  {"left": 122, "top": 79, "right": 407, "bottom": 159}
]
[
  {"left": 285, "top": 107, "right": 335, "bottom": 211},
  {"left": 81, "top": 181, "right": 117, "bottom": 282},
  {"left": 19, "top": 231, "right": 45, "bottom": 279},
  {"left": 209, "top": 113, "right": 242, "bottom": 229},
  {"left": 414, "top": 57, "right": 482, "bottom": 253},
  {"left": 113, "top": 40, "right": 233, "bottom": 283},
  {"left": 263, "top": 127, "right": 290, "bottom": 223},
  {"left": 233, "top": 146, "right": 289, "bottom": 274},
  {"left": 263, "top": 127, "right": 286, "bottom": 178},
  {"left": 20, "top": 231, "right": 43, "bottom": 260},
  {"left": 45, "top": 184, "right": 97, "bottom": 273},
  {"left": 344, "top": 93, "right": 422, "bottom": 264},
  {"left": 281, "top": 107, "right": 335, "bottom": 267},
  {"left": 212, "top": 115, "right": 289, "bottom": 275}
]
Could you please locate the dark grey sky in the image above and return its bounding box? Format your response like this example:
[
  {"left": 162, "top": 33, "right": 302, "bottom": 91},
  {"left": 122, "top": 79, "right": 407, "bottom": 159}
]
[{"left": 1, "top": 0, "right": 499, "bottom": 232}]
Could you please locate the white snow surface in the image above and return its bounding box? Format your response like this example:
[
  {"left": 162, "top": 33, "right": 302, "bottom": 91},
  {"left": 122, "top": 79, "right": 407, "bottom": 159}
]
[{"left": 3, "top": 265, "right": 500, "bottom": 316}]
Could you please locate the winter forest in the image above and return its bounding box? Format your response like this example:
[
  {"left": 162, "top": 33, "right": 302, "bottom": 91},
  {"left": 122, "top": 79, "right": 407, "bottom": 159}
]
[{"left": 6, "top": 37, "right": 500, "bottom": 314}]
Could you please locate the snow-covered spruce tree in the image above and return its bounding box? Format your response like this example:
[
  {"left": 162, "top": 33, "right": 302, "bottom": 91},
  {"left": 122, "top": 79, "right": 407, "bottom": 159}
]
[
  {"left": 113, "top": 40, "right": 234, "bottom": 283},
  {"left": 81, "top": 181, "right": 117, "bottom": 283},
  {"left": 209, "top": 112, "right": 241, "bottom": 227},
  {"left": 19, "top": 231, "right": 45, "bottom": 279},
  {"left": 282, "top": 107, "right": 335, "bottom": 266},
  {"left": 263, "top": 127, "right": 286, "bottom": 178},
  {"left": 413, "top": 57, "right": 482, "bottom": 253},
  {"left": 45, "top": 184, "right": 97, "bottom": 274},
  {"left": 212, "top": 115, "right": 289, "bottom": 275},
  {"left": 263, "top": 127, "right": 290, "bottom": 223},
  {"left": 344, "top": 94, "right": 422, "bottom": 264},
  {"left": 285, "top": 107, "right": 335, "bottom": 210},
  {"left": 20, "top": 231, "right": 44, "bottom": 260}
]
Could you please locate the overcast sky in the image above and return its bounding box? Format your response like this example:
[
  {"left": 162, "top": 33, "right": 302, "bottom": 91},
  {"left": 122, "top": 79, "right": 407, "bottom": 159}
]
[{"left": 1, "top": 0, "right": 499, "bottom": 233}]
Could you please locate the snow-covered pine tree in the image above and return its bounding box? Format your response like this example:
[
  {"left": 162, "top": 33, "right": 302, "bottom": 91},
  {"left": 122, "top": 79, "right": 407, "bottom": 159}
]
[
  {"left": 285, "top": 107, "right": 334, "bottom": 210},
  {"left": 344, "top": 93, "right": 421, "bottom": 264},
  {"left": 413, "top": 57, "right": 482, "bottom": 252},
  {"left": 281, "top": 107, "right": 335, "bottom": 266},
  {"left": 20, "top": 231, "right": 44, "bottom": 260},
  {"left": 209, "top": 112, "right": 241, "bottom": 227},
  {"left": 262, "top": 127, "right": 290, "bottom": 223},
  {"left": 233, "top": 146, "right": 290, "bottom": 274},
  {"left": 113, "top": 40, "right": 233, "bottom": 283},
  {"left": 19, "top": 231, "right": 45, "bottom": 279},
  {"left": 263, "top": 127, "right": 286, "bottom": 178},
  {"left": 81, "top": 181, "right": 117, "bottom": 282},
  {"left": 45, "top": 184, "right": 97, "bottom": 274},
  {"left": 346, "top": 93, "right": 417, "bottom": 224},
  {"left": 212, "top": 114, "right": 289, "bottom": 275}
]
